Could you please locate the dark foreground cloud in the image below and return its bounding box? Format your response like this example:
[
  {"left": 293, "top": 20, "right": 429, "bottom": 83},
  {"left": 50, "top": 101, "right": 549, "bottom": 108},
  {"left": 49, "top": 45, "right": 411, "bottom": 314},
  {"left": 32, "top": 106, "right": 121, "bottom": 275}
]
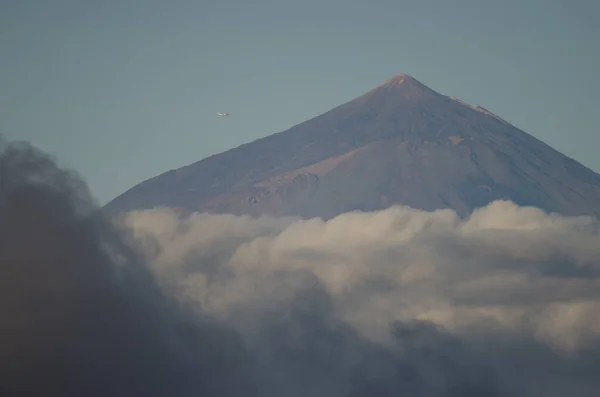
[
  {"left": 0, "top": 141, "right": 254, "bottom": 396},
  {"left": 3, "top": 139, "right": 600, "bottom": 396}
]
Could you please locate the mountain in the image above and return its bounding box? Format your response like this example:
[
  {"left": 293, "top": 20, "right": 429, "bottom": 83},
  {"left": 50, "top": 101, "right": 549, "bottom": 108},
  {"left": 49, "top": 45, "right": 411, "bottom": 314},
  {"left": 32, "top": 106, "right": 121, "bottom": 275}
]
[{"left": 104, "top": 74, "right": 600, "bottom": 219}]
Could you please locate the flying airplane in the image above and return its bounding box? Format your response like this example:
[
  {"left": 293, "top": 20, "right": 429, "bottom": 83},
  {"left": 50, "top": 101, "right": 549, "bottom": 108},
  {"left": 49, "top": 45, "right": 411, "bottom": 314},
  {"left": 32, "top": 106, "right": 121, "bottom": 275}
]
[{"left": 217, "top": 112, "right": 230, "bottom": 116}]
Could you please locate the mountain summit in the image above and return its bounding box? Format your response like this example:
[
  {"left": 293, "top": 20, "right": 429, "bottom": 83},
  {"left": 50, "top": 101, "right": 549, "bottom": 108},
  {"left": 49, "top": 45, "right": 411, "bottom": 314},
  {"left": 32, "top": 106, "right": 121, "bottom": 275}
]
[
  {"left": 375, "top": 73, "right": 428, "bottom": 89},
  {"left": 104, "top": 74, "right": 600, "bottom": 219}
]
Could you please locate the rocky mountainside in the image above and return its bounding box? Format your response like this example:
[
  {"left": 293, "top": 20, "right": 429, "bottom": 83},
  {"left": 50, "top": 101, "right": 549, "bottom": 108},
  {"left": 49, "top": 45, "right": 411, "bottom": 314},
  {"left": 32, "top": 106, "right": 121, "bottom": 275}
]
[{"left": 104, "top": 74, "right": 600, "bottom": 219}]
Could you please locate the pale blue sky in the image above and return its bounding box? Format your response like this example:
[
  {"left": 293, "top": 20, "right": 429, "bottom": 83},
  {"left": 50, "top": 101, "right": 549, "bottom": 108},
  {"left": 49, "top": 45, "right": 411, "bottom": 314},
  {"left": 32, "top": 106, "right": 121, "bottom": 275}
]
[{"left": 2, "top": 0, "right": 599, "bottom": 204}]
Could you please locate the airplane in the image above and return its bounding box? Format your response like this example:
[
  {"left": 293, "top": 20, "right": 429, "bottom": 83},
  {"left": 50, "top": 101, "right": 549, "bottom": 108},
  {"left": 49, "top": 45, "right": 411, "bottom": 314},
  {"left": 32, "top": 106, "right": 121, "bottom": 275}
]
[{"left": 217, "top": 112, "right": 230, "bottom": 116}]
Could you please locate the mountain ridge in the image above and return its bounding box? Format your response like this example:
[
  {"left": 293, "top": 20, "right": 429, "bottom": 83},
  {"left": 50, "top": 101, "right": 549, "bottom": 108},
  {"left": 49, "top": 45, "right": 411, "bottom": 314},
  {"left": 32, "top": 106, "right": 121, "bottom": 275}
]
[{"left": 104, "top": 73, "right": 600, "bottom": 220}]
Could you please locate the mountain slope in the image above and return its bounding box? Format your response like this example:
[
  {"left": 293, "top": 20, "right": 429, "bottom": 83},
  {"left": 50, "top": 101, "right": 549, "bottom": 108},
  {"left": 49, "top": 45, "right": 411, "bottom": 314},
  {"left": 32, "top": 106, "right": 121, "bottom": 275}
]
[{"left": 104, "top": 74, "right": 600, "bottom": 219}]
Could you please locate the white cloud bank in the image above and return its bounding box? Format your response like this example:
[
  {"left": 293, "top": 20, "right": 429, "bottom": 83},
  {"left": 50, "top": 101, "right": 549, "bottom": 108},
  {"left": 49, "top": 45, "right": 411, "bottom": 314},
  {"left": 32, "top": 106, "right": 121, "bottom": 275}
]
[{"left": 123, "top": 200, "right": 600, "bottom": 354}]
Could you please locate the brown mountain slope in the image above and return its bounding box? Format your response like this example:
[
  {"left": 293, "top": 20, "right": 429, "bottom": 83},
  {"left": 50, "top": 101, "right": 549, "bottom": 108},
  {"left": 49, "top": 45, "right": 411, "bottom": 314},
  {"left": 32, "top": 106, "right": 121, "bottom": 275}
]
[{"left": 103, "top": 74, "right": 600, "bottom": 219}]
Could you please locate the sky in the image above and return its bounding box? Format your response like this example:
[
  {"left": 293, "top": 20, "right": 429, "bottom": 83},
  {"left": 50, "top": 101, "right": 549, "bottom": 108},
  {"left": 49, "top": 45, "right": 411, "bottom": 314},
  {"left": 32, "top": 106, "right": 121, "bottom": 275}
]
[{"left": 2, "top": 0, "right": 599, "bottom": 205}]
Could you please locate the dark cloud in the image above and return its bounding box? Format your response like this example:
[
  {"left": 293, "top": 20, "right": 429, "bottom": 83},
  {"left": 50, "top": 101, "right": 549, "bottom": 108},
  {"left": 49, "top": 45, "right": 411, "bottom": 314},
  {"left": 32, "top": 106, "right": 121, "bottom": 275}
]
[
  {"left": 247, "top": 284, "right": 505, "bottom": 397},
  {"left": 0, "top": 140, "right": 255, "bottom": 396}
]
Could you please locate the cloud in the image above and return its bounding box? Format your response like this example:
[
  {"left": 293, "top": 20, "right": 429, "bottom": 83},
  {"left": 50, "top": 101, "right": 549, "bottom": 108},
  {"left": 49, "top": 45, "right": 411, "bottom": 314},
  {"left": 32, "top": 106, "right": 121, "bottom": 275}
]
[
  {"left": 123, "top": 200, "right": 600, "bottom": 396},
  {"left": 4, "top": 137, "right": 600, "bottom": 396},
  {"left": 0, "top": 141, "right": 255, "bottom": 396}
]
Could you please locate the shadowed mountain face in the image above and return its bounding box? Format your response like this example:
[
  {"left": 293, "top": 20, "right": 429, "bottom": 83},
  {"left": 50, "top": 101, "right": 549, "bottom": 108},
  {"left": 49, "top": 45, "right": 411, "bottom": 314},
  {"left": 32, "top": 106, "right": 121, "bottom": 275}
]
[{"left": 104, "top": 74, "right": 600, "bottom": 219}]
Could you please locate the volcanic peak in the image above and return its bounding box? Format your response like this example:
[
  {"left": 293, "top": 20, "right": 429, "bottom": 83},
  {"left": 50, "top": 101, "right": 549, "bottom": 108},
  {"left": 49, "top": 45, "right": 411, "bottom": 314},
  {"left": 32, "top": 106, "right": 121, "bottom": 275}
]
[{"left": 377, "top": 73, "right": 421, "bottom": 87}]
